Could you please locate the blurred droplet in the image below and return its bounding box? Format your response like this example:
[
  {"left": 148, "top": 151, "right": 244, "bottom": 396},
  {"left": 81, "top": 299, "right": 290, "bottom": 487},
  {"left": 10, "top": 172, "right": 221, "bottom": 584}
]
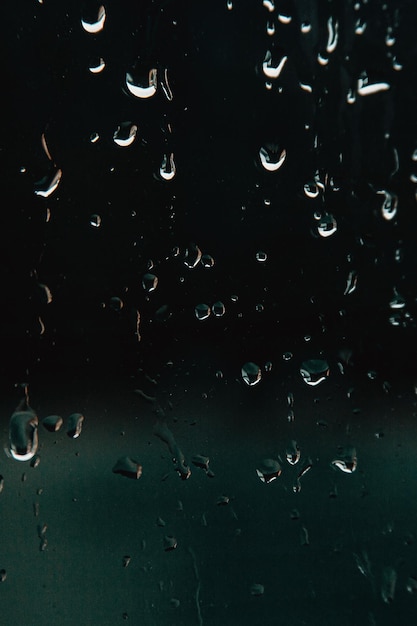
[
  {"left": 113, "top": 122, "right": 137, "bottom": 147},
  {"left": 66, "top": 413, "right": 84, "bottom": 439},
  {"left": 192, "top": 455, "right": 210, "bottom": 471},
  {"left": 0, "top": 569, "right": 6, "bottom": 582},
  {"left": 406, "top": 577, "right": 417, "bottom": 594},
  {"left": 109, "top": 297, "right": 123, "bottom": 311},
  {"left": 300, "top": 359, "right": 329, "bottom": 386},
  {"left": 344, "top": 271, "right": 358, "bottom": 295},
  {"left": 81, "top": 5, "right": 106, "bottom": 33},
  {"left": 112, "top": 457, "right": 142, "bottom": 479},
  {"left": 250, "top": 583, "right": 265, "bottom": 596},
  {"left": 241, "top": 362, "right": 262, "bottom": 386},
  {"left": 381, "top": 567, "right": 397, "bottom": 603},
  {"left": 122, "top": 555, "right": 131, "bottom": 567},
  {"left": 256, "top": 458, "right": 281, "bottom": 483}
]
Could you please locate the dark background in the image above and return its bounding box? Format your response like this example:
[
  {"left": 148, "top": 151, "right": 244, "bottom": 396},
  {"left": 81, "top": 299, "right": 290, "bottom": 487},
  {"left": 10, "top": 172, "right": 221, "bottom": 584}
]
[{"left": 1, "top": 1, "right": 417, "bottom": 624}]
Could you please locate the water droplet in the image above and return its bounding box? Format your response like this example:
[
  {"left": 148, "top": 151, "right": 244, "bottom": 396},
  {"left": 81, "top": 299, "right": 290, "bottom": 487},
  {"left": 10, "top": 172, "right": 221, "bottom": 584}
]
[
  {"left": 331, "top": 446, "right": 357, "bottom": 473},
  {"left": 109, "top": 296, "right": 123, "bottom": 311},
  {"left": 90, "top": 132, "right": 100, "bottom": 144},
  {"left": 184, "top": 243, "right": 202, "bottom": 268},
  {"left": 163, "top": 535, "right": 177, "bottom": 551},
  {"left": 250, "top": 583, "right": 265, "bottom": 596},
  {"left": 344, "top": 271, "right": 358, "bottom": 295},
  {"left": 381, "top": 567, "right": 397, "bottom": 603},
  {"left": 287, "top": 392, "right": 294, "bottom": 407},
  {"left": 126, "top": 69, "right": 157, "bottom": 99},
  {"left": 406, "top": 577, "right": 417, "bottom": 594},
  {"left": 81, "top": 5, "right": 106, "bottom": 34},
  {"left": 326, "top": 17, "right": 339, "bottom": 53},
  {"left": 88, "top": 57, "right": 105, "bottom": 74},
  {"left": 30, "top": 454, "right": 41, "bottom": 469},
  {"left": 66, "top": 413, "right": 84, "bottom": 439},
  {"left": 142, "top": 273, "right": 158, "bottom": 293},
  {"left": 112, "top": 456, "right": 142, "bottom": 479},
  {"left": 122, "top": 555, "right": 131, "bottom": 567},
  {"left": 256, "top": 459, "right": 281, "bottom": 483},
  {"left": 34, "top": 168, "right": 62, "bottom": 198},
  {"left": 282, "top": 351, "right": 293, "bottom": 361},
  {"left": 389, "top": 288, "right": 405, "bottom": 309},
  {"left": 304, "top": 182, "right": 319, "bottom": 198},
  {"left": 264, "top": 361, "right": 273, "bottom": 372},
  {"left": 159, "top": 153, "right": 176, "bottom": 181},
  {"left": 195, "top": 304, "right": 211, "bottom": 321},
  {"left": 0, "top": 569, "right": 6, "bottom": 582},
  {"left": 256, "top": 251, "right": 267, "bottom": 262},
  {"left": 192, "top": 455, "right": 210, "bottom": 471},
  {"left": 212, "top": 301, "right": 225, "bottom": 317},
  {"left": 259, "top": 144, "right": 286, "bottom": 172},
  {"left": 170, "top": 598, "right": 181, "bottom": 608},
  {"left": 113, "top": 122, "right": 137, "bottom": 147},
  {"left": 263, "top": 0, "right": 274, "bottom": 12},
  {"left": 266, "top": 21, "right": 275, "bottom": 36},
  {"left": 317, "top": 213, "right": 337, "bottom": 238},
  {"left": 378, "top": 190, "right": 398, "bottom": 220},
  {"left": 8, "top": 398, "right": 38, "bottom": 462},
  {"left": 262, "top": 51, "right": 288, "bottom": 79},
  {"left": 42, "top": 415, "right": 63, "bottom": 432},
  {"left": 89, "top": 214, "right": 101, "bottom": 228},
  {"left": 300, "top": 359, "right": 329, "bottom": 386},
  {"left": 241, "top": 362, "right": 262, "bottom": 386},
  {"left": 0, "top": 476, "right": 4, "bottom": 493},
  {"left": 301, "top": 22, "right": 311, "bottom": 33},
  {"left": 278, "top": 13, "right": 292, "bottom": 24},
  {"left": 357, "top": 74, "right": 390, "bottom": 96},
  {"left": 286, "top": 441, "right": 300, "bottom": 465},
  {"left": 201, "top": 254, "right": 215, "bottom": 268}
]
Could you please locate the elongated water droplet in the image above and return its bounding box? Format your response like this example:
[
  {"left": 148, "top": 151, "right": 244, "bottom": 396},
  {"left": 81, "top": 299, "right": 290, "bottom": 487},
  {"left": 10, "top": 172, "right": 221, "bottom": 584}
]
[
  {"left": 159, "top": 153, "right": 176, "bottom": 181},
  {"left": 112, "top": 457, "right": 143, "bottom": 479},
  {"left": 8, "top": 399, "right": 38, "bottom": 462},
  {"left": 66, "top": 413, "right": 84, "bottom": 439}
]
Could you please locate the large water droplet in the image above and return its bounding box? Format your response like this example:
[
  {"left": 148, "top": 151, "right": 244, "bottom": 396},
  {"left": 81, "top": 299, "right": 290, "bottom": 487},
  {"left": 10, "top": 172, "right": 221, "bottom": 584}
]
[
  {"left": 241, "top": 362, "right": 262, "bottom": 386},
  {"left": 184, "top": 243, "right": 202, "bottom": 269},
  {"left": 195, "top": 304, "right": 211, "bottom": 321},
  {"left": 126, "top": 69, "right": 157, "bottom": 99},
  {"left": 259, "top": 144, "right": 286, "bottom": 172},
  {"left": 300, "top": 359, "right": 329, "bottom": 386},
  {"left": 81, "top": 5, "right": 106, "bottom": 34}
]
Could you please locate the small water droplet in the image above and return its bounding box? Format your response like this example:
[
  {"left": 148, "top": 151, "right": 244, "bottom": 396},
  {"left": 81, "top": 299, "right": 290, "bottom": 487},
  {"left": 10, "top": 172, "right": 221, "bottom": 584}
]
[
  {"left": 159, "top": 153, "right": 176, "bottom": 181},
  {"left": 109, "top": 296, "right": 123, "bottom": 311},
  {"left": 0, "top": 569, "right": 6, "bottom": 582},
  {"left": 42, "top": 415, "right": 63, "bottom": 432},
  {"left": 163, "top": 535, "right": 177, "bottom": 551},
  {"left": 256, "top": 459, "right": 281, "bottom": 483},
  {"left": 303, "top": 182, "right": 319, "bottom": 198},
  {"left": 81, "top": 5, "right": 106, "bottom": 33},
  {"left": 381, "top": 567, "right": 397, "bottom": 603},
  {"left": 282, "top": 352, "right": 293, "bottom": 361},
  {"left": 331, "top": 446, "right": 357, "bottom": 473},
  {"left": 184, "top": 243, "right": 202, "bottom": 268},
  {"left": 286, "top": 441, "right": 300, "bottom": 465},
  {"left": 317, "top": 213, "right": 337, "bottom": 238},
  {"left": 88, "top": 57, "right": 105, "bottom": 73},
  {"left": 201, "top": 254, "right": 214, "bottom": 268},
  {"left": 212, "top": 301, "right": 225, "bottom": 317},
  {"left": 89, "top": 214, "right": 101, "bottom": 228},
  {"left": 259, "top": 144, "right": 286, "bottom": 172},
  {"left": 256, "top": 251, "right": 267, "bottom": 262},
  {"left": 142, "top": 273, "right": 158, "bottom": 293},
  {"left": 113, "top": 122, "right": 137, "bottom": 147}
]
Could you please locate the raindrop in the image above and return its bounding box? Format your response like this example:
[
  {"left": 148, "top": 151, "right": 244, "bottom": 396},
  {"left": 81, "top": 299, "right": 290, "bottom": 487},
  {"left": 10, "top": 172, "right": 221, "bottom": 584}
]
[
  {"left": 90, "top": 132, "right": 100, "bottom": 143},
  {"left": 357, "top": 74, "right": 390, "bottom": 96},
  {"left": 112, "top": 457, "right": 143, "bottom": 479},
  {"left": 256, "top": 458, "right": 281, "bottom": 483},
  {"left": 389, "top": 288, "right": 405, "bottom": 309},
  {"left": 122, "top": 555, "right": 131, "bottom": 567},
  {"left": 317, "top": 213, "right": 337, "bottom": 238},
  {"left": 286, "top": 441, "right": 300, "bottom": 465},
  {"left": 259, "top": 144, "right": 286, "bottom": 172},
  {"left": 113, "top": 122, "right": 137, "bottom": 147},
  {"left": 142, "top": 273, "right": 158, "bottom": 293},
  {"left": 30, "top": 454, "right": 41, "bottom": 469},
  {"left": 282, "top": 352, "right": 293, "bottom": 361},
  {"left": 381, "top": 567, "right": 397, "bottom": 603},
  {"left": 262, "top": 51, "right": 288, "bottom": 79},
  {"left": 344, "top": 271, "right": 358, "bottom": 295},
  {"left": 0, "top": 570, "right": 6, "bottom": 582},
  {"left": 287, "top": 392, "right": 294, "bottom": 407},
  {"left": 256, "top": 251, "right": 267, "bottom": 262},
  {"left": 81, "top": 5, "right": 106, "bottom": 34},
  {"left": 192, "top": 455, "right": 210, "bottom": 471},
  {"left": 201, "top": 254, "right": 214, "bottom": 268},
  {"left": 184, "top": 243, "right": 202, "bottom": 269},
  {"left": 8, "top": 397, "right": 38, "bottom": 462},
  {"left": 34, "top": 168, "right": 62, "bottom": 198},
  {"left": 241, "top": 362, "right": 262, "bottom": 386},
  {"left": 263, "top": 0, "right": 274, "bottom": 12},
  {"left": 126, "top": 69, "right": 157, "bottom": 99},
  {"left": 42, "top": 415, "right": 63, "bottom": 433},
  {"left": 212, "top": 301, "right": 225, "bottom": 317},
  {"left": 264, "top": 361, "right": 273, "bottom": 372},
  {"left": 378, "top": 190, "right": 398, "bottom": 221},
  {"left": 0, "top": 476, "right": 4, "bottom": 493},
  {"left": 331, "top": 446, "right": 357, "bottom": 473},
  {"left": 88, "top": 57, "right": 105, "bottom": 74},
  {"left": 278, "top": 13, "right": 292, "bottom": 24},
  {"left": 66, "top": 413, "right": 84, "bottom": 439},
  {"left": 300, "top": 359, "right": 329, "bottom": 386},
  {"left": 170, "top": 598, "right": 181, "bottom": 608},
  {"left": 303, "top": 182, "right": 319, "bottom": 198},
  {"left": 88, "top": 214, "right": 102, "bottom": 230},
  {"left": 301, "top": 22, "right": 311, "bottom": 33},
  {"left": 195, "top": 304, "right": 211, "bottom": 321},
  {"left": 266, "top": 21, "right": 275, "bottom": 36},
  {"left": 163, "top": 535, "right": 178, "bottom": 551},
  {"left": 109, "top": 296, "right": 123, "bottom": 311},
  {"left": 406, "top": 577, "right": 417, "bottom": 594},
  {"left": 159, "top": 153, "right": 176, "bottom": 181}
]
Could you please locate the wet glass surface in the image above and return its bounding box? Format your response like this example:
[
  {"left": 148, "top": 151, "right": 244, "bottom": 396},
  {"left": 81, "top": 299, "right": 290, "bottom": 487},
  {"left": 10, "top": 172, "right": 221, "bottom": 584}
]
[{"left": 2, "top": 1, "right": 417, "bottom": 624}]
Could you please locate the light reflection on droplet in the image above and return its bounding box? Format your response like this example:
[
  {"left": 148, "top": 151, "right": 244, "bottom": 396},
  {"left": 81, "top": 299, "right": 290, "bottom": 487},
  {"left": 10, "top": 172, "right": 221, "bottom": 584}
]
[
  {"left": 126, "top": 69, "right": 157, "bottom": 99},
  {"left": 195, "top": 304, "right": 211, "bottom": 321},
  {"left": 159, "top": 153, "right": 176, "bottom": 181},
  {"left": 90, "top": 214, "right": 101, "bottom": 228},
  {"left": 89, "top": 57, "right": 105, "bottom": 73},
  {"left": 241, "top": 362, "right": 262, "bottom": 386},
  {"left": 300, "top": 359, "right": 329, "bottom": 386},
  {"left": 113, "top": 122, "right": 137, "bottom": 147},
  {"left": 259, "top": 145, "right": 286, "bottom": 172}
]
